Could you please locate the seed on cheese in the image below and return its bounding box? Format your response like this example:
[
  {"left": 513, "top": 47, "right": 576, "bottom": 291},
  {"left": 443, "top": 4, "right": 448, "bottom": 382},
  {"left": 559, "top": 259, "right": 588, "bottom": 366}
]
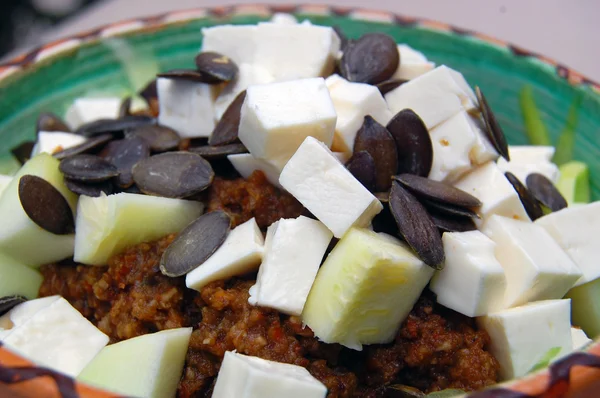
[
  {"left": 227, "top": 153, "right": 282, "bottom": 187},
  {"left": 535, "top": 202, "right": 600, "bottom": 285},
  {"left": 325, "top": 74, "right": 393, "bottom": 154},
  {"left": 391, "top": 44, "right": 435, "bottom": 81},
  {"left": 212, "top": 351, "right": 327, "bottom": 398},
  {"left": 201, "top": 25, "right": 258, "bottom": 66},
  {"left": 483, "top": 215, "right": 582, "bottom": 308},
  {"left": 454, "top": 161, "right": 530, "bottom": 227},
  {"left": 248, "top": 216, "right": 332, "bottom": 316},
  {"left": 477, "top": 299, "right": 573, "bottom": 380},
  {"left": 279, "top": 137, "right": 383, "bottom": 238},
  {"left": 0, "top": 252, "right": 43, "bottom": 299},
  {"left": 157, "top": 77, "right": 219, "bottom": 139},
  {"left": 64, "top": 97, "right": 121, "bottom": 129},
  {"left": 430, "top": 231, "right": 506, "bottom": 317},
  {"left": 31, "top": 132, "right": 87, "bottom": 157},
  {"left": 238, "top": 78, "right": 337, "bottom": 171},
  {"left": 0, "top": 175, "right": 12, "bottom": 198},
  {"left": 2, "top": 296, "right": 109, "bottom": 377},
  {"left": 302, "top": 228, "right": 434, "bottom": 350},
  {"left": 385, "top": 65, "right": 478, "bottom": 129},
  {"left": 571, "top": 327, "right": 592, "bottom": 350},
  {"left": 78, "top": 328, "right": 192, "bottom": 398},
  {"left": 187, "top": 218, "right": 264, "bottom": 292}
]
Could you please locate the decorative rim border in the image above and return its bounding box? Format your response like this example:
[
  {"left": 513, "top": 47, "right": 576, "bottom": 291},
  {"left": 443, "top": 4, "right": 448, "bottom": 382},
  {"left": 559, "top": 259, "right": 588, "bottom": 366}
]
[{"left": 1, "top": 4, "right": 600, "bottom": 397}]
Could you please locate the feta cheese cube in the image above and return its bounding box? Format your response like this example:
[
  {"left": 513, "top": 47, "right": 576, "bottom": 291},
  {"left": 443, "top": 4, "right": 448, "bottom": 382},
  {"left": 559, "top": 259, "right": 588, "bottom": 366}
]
[
  {"left": 201, "top": 25, "right": 258, "bottom": 66},
  {"left": 64, "top": 97, "right": 121, "bottom": 129},
  {"left": 571, "top": 327, "right": 592, "bottom": 350},
  {"left": 391, "top": 44, "right": 435, "bottom": 81},
  {"left": 483, "top": 215, "right": 582, "bottom": 307},
  {"left": 279, "top": 137, "right": 383, "bottom": 238},
  {"left": 248, "top": 216, "right": 332, "bottom": 316},
  {"left": 228, "top": 153, "right": 282, "bottom": 187},
  {"left": 238, "top": 78, "right": 337, "bottom": 171},
  {"left": 508, "top": 146, "right": 555, "bottom": 163},
  {"left": 213, "top": 351, "right": 327, "bottom": 398},
  {"left": 157, "top": 77, "right": 219, "bottom": 138},
  {"left": 497, "top": 160, "right": 560, "bottom": 184},
  {"left": 385, "top": 66, "right": 477, "bottom": 129},
  {"left": 31, "top": 132, "right": 87, "bottom": 157},
  {"left": 477, "top": 299, "right": 573, "bottom": 380},
  {"left": 326, "top": 74, "right": 393, "bottom": 154},
  {"left": 454, "top": 162, "right": 530, "bottom": 226},
  {"left": 0, "top": 296, "right": 60, "bottom": 330},
  {"left": 535, "top": 202, "right": 600, "bottom": 285},
  {"left": 2, "top": 296, "right": 109, "bottom": 377},
  {"left": 430, "top": 231, "right": 506, "bottom": 317},
  {"left": 187, "top": 218, "right": 264, "bottom": 291},
  {"left": 213, "top": 63, "right": 274, "bottom": 122},
  {"left": 269, "top": 13, "right": 298, "bottom": 25}
]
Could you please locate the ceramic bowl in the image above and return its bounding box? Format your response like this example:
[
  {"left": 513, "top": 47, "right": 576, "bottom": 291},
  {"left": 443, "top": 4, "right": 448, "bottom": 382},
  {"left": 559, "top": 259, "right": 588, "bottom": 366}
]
[{"left": 0, "top": 5, "right": 599, "bottom": 398}]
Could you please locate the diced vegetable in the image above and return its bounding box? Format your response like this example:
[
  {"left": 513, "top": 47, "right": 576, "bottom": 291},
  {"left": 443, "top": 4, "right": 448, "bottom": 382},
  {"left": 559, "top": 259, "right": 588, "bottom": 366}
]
[{"left": 556, "top": 161, "right": 590, "bottom": 204}]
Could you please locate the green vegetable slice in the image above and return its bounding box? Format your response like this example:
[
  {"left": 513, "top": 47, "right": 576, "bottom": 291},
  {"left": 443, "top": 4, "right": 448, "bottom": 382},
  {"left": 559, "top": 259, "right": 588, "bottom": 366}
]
[
  {"left": 553, "top": 94, "right": 583, "bottom": 165},
  {"left": 519, "top": 86, "right": 551, "bottom": 146},
  {"left": 556, "top": 161, "right": 591, "bottom": 204},
  {"left": 528, "top": 346, "right": 562, "bottom": 373}
]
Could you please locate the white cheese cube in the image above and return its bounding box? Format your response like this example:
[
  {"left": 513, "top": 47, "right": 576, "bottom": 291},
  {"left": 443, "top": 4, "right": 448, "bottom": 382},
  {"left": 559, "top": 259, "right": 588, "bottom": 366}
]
[
  {"left": 238, "top": 78, "right": 337, "bottom": 171},
  {"left": 508, "top": 145, "right": 555, "bottom": 163},
  {"left": 454, "top": 162, "right": 530, "bottom": 227},
  {"left": 279, "top": 137, "right": 383, "bottom": 238},
  {"left": 253, "top": 24, "right": 340, "bottom": 81},
  {"left": 467, "top": 114, "right": 499, "bottom": 165},
  {"left": 477, "top": 299, "right": 573, "bottom": 380},
  {"left": 0, "top": 175, "right": 12, "bottom": 198},
  {"left": 64, "top": 97, "right": 121, "bottom": 129},
  {"left": 187, "top": 218, "right": 264, "bottom": 291},
  {"left": 0, "top": 296, "right": 60, "bottom": 330},
  {"left": 248, "top": 216, "right": 332, "bottom": 315},
  {"left": 497, "top": 160, "right": 559, "bottom": 183},
  {"left": 571, "top": 327, "right": 592, "bottom": 350},
  {"left": 535, "top": 202, "right": 600, "bottom": 285},
  {"left": 214, "top": 63, "right": 274, "bottom": 122},
  {"left": 2, "top": 296, "right": 109, "bottom": 377},
  {"left": 385, "top": 65, "right": 477, "bottom": 129},
  {"left": 213, "top": 351, "right": 327, "bottom": 398},
  {"left": 157, "top": 77, "right": 218, "bottom": 138},
  {"left": 391, "top": 44, "right": 435, "bottom": 81},
  {"left": 430, "top": 231, "right": 506, "bottom": 317},
  {"left": 31, "top": 132, "right": 87, "bottom": 157},
  {"left": 228, "top": 153, "right": 282, "bottom": 188},
  {"left": 326, "top": 74, "right": 393, "bottom": 154},
  {"left": 269, "top": 13, "right": 299, "bottom": 25},
  {"left": 483, "top": 215, "right": 582, "bottom": 308},
  {"left": 201, "top": 25, "right": 258, "bottom": 66}
]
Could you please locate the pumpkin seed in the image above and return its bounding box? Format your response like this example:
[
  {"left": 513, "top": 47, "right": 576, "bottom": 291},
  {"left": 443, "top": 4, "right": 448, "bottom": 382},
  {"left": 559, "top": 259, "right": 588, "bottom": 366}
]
[
  {"left": 118, "top": 97, "right": 132, "bottom": 118},
  {"left": 102, "top": 137, "right": 150, "bottom": 188},
  {"left": 160, "top": 210, "right": 231, "bottom": 277},
  {"left": 0, "top": 296, "right": 27, "bottom": 316},
  {"left": 11, "top": 141, "right": 35, "bottom": 165},
  {"left": 526, "top": 173, "right": 568, "bottom": 212},
  {"left": 383, "top": 384, "right": 426, "bottom": 398},
  {"left": 53, "top": 134, "right": 113, "bottom": 160},
  {"left": 386, "top": 109, "right": 433, "bottom": 177},
  {"left": 65, "top": 179, "right": 114, "bottom": 197},
  {"left": 59, "top": 155, "right": 119, "bottom": 182},
  {"left": 389, "top": 181, "right": 445, "bottom": 269},
  {"left": 74, "top": 115, "right": 155, "bottom": 137},
  {"left": 476, "top": 86, "right": 510, "bottom": 161},
  {"left": 157, "top": 69, "right": 208, "bottom": 83},
  {"left": 333, "top": 26, "right": 353, "bottom": 52},
  {"left": 504, "top": 172, "right": 544, "bottom": 221},
  {"left": 421, "top": 199, "right": 480, "bottom": 219},
  {"left": 195, "top": 51, "right": 239, "bottom": 83},
  {"left": 189, "top": 143, "right": 248, "bottom": 159},
  {"left": 393, "top": 174, "right": 481, "bottom": 208},
  {"left": 429, "top": 212, "right": 477, "bottom": 233},
  {"left": 340, "top": 33, "right": 399, "bottom": 84},
  {"left": 346, "top": 150, "right": 376, "bottom": 192},
  {"left": 37, "top": 112, "right": 70, "bottom": 134},
  {"left": 18, "top": 175, "right": 74, "bottom": 235},
  {"left": 125, "top": 125, "right": 181, "bottom": 152},
  {"left": 139, "top": 79, "right": 159, "bottom": 116},
  {"left": 376, "top": 79, "right": 407, "bottom": 95},
  {"left": 132, "top": 152, "right": 214, "bottom": 198},
  {"left": 354, "top": 116, "right": 398, "bottom": 192},
  {"left": 209, "top": 90, "right": 246, "bottom": 146}
]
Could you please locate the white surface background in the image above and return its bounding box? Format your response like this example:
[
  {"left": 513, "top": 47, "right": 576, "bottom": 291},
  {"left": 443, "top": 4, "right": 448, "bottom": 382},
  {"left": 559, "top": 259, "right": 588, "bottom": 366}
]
[{"left": 38, "top": 0, "right": 599, "bottom": 81}]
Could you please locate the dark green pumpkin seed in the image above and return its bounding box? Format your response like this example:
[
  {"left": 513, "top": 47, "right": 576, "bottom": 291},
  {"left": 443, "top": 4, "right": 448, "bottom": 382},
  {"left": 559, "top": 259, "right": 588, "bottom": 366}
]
[
  {"left": 354, "top": 116, "right": 398, "bottom": 192},
  {"left": 526, "top": 173, "right": 568, "bottom": 212},
  {"left": 476, "top": 86, "right": 510, "bottom": 161},
  {"left": 53, "top": 134, "right": 113, "bottom": 160},
  {"left": 139, "top": 79, "right": 157, "bottom": 102},
  {"left": 195, "top": 52, "right": 239, "bottom": 83},
  {"left": 387, "top": 109, "right": 433, "bottom": 177},
  {"left": 118, "top": 97, "right": 132, "bottom": 118},
  {"left": 37, "top": 112, "right": 70, "bottom": 134},
  {"left": 59, "top": 155, "right": 119, "bottom": 182},
  {"left": 209, "top": 90, "right": 246, "bottom": 146},
  {"left": 393, "top": 174, "right": 481, "bottom": 208},
  {"left": 126, "top": 125, "right": 181, "bottom": 152},
  {"left": 0, "top": 296, "right": 28, "bottom": 316},
  {"left": 18, "top": 175, "right": 74, "bottom": 235},
  {"left": 429, "top": 211, "right": 477, "bottom": 233},
  {"left": 157, "top": 69, "right": 208, "bottom": 83},
  {"left": 189, "top": 143, "right": 248, "bottom": 159},
  {"left": 389, "top": 181, "right": 445, "bottom": 269},
  {"left": 65, "top": 179, "right": 114, "bottom": 197},
  {"left": 75, "top": 116, "right": 155, "bottom": 137},
  {"left": 421, "top": 199, "right": 480, "bottom": 219},
  {"left": 346, "top": 150, "right": 376, "bottom": 192},
  {"left": 376, "top": 79, "right": 407, "bottom": 95},
  {"left": 160, "top": 210, "right": 231, "bottom": 277},
  {"left": 340, "top": 33, "right": 399, "bottom": 84},
  {"left": 11, "top": 141, "right": 35, "bottom": 165},
  {"left": 505, "top": 172, "right": 544, "bottom": 221},
  {"left": 333, "top": 26, "right": 353, "bottom": 52},
  {"left": 102, "top": 137, "right": 150, "bottom": 188}
]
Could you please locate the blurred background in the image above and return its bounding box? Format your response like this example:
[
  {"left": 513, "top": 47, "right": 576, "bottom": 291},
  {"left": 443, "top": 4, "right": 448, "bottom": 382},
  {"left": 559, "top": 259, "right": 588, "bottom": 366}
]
[{"left": 1, "top": 0, "right": 598, "bottom": 81}]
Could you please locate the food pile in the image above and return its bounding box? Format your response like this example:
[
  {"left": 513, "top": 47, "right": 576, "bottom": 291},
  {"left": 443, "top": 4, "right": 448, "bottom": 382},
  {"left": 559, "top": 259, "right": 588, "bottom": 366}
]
[{"left": 0, "top": 12, "right": 598, "bottom": 398}]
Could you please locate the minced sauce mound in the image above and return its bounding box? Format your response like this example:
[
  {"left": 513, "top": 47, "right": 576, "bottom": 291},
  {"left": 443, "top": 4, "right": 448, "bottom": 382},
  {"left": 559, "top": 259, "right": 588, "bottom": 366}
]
[{"left": 39, "top": 173, "right": 499, "bottom": 397}]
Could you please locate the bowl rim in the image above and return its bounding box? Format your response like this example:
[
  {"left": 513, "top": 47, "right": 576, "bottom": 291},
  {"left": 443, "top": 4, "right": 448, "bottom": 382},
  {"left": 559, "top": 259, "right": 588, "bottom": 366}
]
[{"left": 0, "top": 3, "right": 599, "bottom": 398}]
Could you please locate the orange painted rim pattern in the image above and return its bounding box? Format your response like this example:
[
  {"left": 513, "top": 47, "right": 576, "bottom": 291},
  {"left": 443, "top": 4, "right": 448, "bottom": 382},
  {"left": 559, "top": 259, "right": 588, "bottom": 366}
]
[{"left": 0, "top": 4, "right": 599, "bottom": 397}]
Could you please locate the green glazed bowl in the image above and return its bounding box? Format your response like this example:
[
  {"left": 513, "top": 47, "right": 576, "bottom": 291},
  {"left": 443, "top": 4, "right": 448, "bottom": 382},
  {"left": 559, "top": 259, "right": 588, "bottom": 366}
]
[{"left": 0, "top": 5, "right": 600, "bottom": 398}]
